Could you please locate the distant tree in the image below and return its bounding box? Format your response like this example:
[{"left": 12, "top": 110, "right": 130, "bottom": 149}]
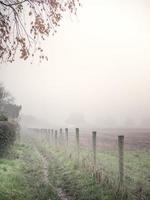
[
  {"left": 1, "top": 104, "right": 22, "bottom": 119},
  {"left": 0, "top": 83, "right": 21, "bottom": 120},
  {"left": 0, "top": 0, "right": 80, "bottom": 63},
  {"left": 0, "top": 83, "right": 14, "bottom": 107}
]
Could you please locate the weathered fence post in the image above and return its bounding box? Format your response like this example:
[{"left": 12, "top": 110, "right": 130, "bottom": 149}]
[
  {"left": 118, "top": 135, "right": 124, "bottom": 186},
  {"left": 37, "top": 129, "right": 40, "bottom": 141},
  {"left": 65, "top": 128, "right": 68, "bottom": 147},
  {"left": 55, "top": 130, "right": 58, "bottom": 147},
  {"left": 43, "top": 129, "right": 45, "bottom": 141},
  {"left": 40, "top": 128, "right": 42, "bottom": 141},
  {"left": 46, "top": 129, "right": 49, "bottom": 144},
  {"left": 51, "top": 129, "right": 54, "bottom": 145},
  {"left": 59, "top": 128, "right": 62, "bottom": 146},
  {"left": 41, "top": 129, "right": 43, "bottom": 141},
  {"left": 92, "top": 131, "right": 97, "bottom": 172},
  {"left": 47, "top": 129, "right": 49, "bottom": 143},
  {"left": 48, "top": 129, "right": 51, "bottom": 145},
  {"left": 45, "top": 129, "right": 48, "bottom": 143},
  {"left": 76, "top": 128, "right": 80, "bottom": 164}
]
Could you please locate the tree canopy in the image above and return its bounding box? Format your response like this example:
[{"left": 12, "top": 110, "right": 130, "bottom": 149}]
[
  {"left": 0, "top": 83, "right": 14, "bottom": 106},
  {"left": 0, "top": 83, "right": 21, "bottom": 120},
  {"left": 0, "top": 0, "right": 80, "bottom": 63}
]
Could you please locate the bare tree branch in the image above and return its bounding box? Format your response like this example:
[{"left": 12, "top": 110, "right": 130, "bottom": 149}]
[
  {"left": 0, "top": 0, "right": 27, "bottom": 7},
  {"left": 0, "top": 0, "right": 80, "bottom": 63}
]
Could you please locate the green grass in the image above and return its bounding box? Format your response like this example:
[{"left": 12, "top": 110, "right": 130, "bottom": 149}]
[
  {"left": 67, "top": 147, "right": 150, "bottom": 189},
  {"left": 47, "top": 149, "right": 129, "bottom": 200},
  {"left": 81, "top": 148, "right": 150, "bottom": 197},
  {"left": 0, "top": 143, "right": 58, "bottom": 200},
  {"left": 37, "top": 138, "right": 150, "bottom": 200},
  {"left": 33, "top": 140, "right": 129, "bottom": 200},
  {"left": 4, "top": 134, "right": 148, "bottom": 200},
  {"left": 0, "top": 144, "right": 28, "bottom": 200}
]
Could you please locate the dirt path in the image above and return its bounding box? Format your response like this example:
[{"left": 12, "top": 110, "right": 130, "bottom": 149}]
[
  {"left": 34, "top": 146, "right": 71, "bottom": 200},
  {"left": 56, "top": 188, "right": 71, "bottom": 200}
]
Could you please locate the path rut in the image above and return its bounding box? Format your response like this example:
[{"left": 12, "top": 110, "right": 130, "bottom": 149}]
[{"left": 35, "top": 146, "right": 71, "bottom": 200}]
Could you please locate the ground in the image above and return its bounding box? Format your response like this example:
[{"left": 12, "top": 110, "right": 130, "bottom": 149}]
[{"left": 0, "top": 129, "right": 150, "bottom": 200}]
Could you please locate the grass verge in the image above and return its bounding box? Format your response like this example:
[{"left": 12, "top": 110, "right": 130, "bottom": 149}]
[{"left": 0, "top": 143, "right": 58, "bottom": 200}]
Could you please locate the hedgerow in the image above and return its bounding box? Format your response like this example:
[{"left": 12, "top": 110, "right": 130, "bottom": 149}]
[{"left": 0, "top": 122, "right": 16, "bottom": 156}]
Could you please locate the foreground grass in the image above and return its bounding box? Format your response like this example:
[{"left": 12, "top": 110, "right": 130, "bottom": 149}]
[
  {"left": 79, "top": 148, "right": 150, "bottom": 199},
  {"left": 36, "top": 138, "right": 150, "bottom": 200},
  {"left": 35, "top": 139, "right": 130, "bottom": 200},
  {"left": 0, "top": 143, "right": 58, "bottom": 200},
  {"left": 3, "top": 134, "right": 148, "bottom": 200},
  {"left": 47, "top": 150, "right": 127, "bottom": 200}
]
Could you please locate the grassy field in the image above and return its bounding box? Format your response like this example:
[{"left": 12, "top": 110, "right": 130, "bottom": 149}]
[
  {"left": 47, "top": 149, "right": 128, "bottom": 200},
  {"left": 36, "top": 131, "right": 150, "bottom": 200},
  {"left": 0, "top": 142, "right": 58, "bottom": 200},
  {"left": 0, "top": 131, "right": 150, "bottom": 200},
  {"left": 46, "top": 147, "right": 150, "bottom": 200}
]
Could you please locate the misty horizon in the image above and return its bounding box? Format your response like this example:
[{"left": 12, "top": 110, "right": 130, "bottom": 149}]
[{"left": 0, "top": 0, "right": 150, "bottom": 129}]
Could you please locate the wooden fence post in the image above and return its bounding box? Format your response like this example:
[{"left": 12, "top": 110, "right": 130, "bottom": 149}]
[
  {"left": 118, "top": 135, "right": 124, "bottom": 186},
  {"left": 46, "top": 129, "right": 49, "bottom": 143},
  {"left": 48, "top": 129, "right": 50, "bottom": 144},
  {"left": 51, "top": 129, "right": 53, "bottom": 145},
  {"left": 43, "top": 129, "right": 46, "bottom": 142},
  {"left": 92, "top": 131, "right": 97, "bottom": 171},
  {"left": 40, "top": 129, "right": 42, "bottom": 141},
  {"left": 41, "top": 129, "right": 43, "bottom": 141},
  {"left": 59, "top": 128, "right": 62, "bottom": 146},
  {"left": 55, "top": 130, "right": 58, "bottom": 147},
  {"left": 76, "top": 128, "right": 80, "bottom": 164},
  {"left": 65, "top": 128, "right": 68, "bottom": 147},
  {"left": 48, "top": 129, "right": 51, "bottom": 145}
]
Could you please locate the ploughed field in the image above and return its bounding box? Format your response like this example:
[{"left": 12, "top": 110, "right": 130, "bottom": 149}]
[{"left": 69, "top": 128, "right": 150, "bottom": 150}]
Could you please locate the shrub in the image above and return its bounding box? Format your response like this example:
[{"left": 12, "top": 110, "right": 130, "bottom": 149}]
[
  {"left": 0, "top": 121, "right": 16, "bottom": 157},
  {"left": 0, "top": 114, "right": 8, "bottom": 121}
]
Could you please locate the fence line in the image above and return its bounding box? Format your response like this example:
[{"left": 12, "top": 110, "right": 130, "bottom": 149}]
[
  {"left": 28, "top": 127, "right": 150, "bottom": 191},
  {"left": 29, "top": 127, "right": 124, "bottom": 185}
]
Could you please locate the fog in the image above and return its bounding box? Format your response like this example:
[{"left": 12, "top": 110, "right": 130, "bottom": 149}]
[{"left": 0, "top": 0, "right": 150, "bottom": 128}]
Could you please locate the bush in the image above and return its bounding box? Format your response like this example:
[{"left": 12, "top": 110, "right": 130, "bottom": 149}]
[
  {"left": 0, "top": 114, "right": 8, "bottom": 121},
  {"left": 0, "top": 121, "right": 16, "bottom": 157}
]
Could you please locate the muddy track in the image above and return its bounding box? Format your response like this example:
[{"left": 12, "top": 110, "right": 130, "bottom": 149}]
[{"left": 34, "top": 145, "right": 71, "bottom": 200}]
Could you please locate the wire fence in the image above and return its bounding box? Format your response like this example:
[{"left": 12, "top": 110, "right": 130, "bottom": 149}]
[{"left": 27, "top": 127, "right": 150, "bottom": 195}]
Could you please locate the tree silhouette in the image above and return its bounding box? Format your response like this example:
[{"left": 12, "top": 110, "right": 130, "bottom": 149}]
[
  {"left": 0, "top": 83, "right": 14, "bottom": 107},
  {"left": 0, "top": 0, "right": 80, "bottom": 63}
]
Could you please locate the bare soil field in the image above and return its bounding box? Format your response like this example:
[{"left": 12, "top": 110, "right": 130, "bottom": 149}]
[{"left": 68, "top": 128, "right": 150, "bottom": 150}]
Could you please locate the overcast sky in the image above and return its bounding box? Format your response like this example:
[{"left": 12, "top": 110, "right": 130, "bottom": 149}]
[{"left": 0, "top": 0, "right": 150, "bottom": 127}]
